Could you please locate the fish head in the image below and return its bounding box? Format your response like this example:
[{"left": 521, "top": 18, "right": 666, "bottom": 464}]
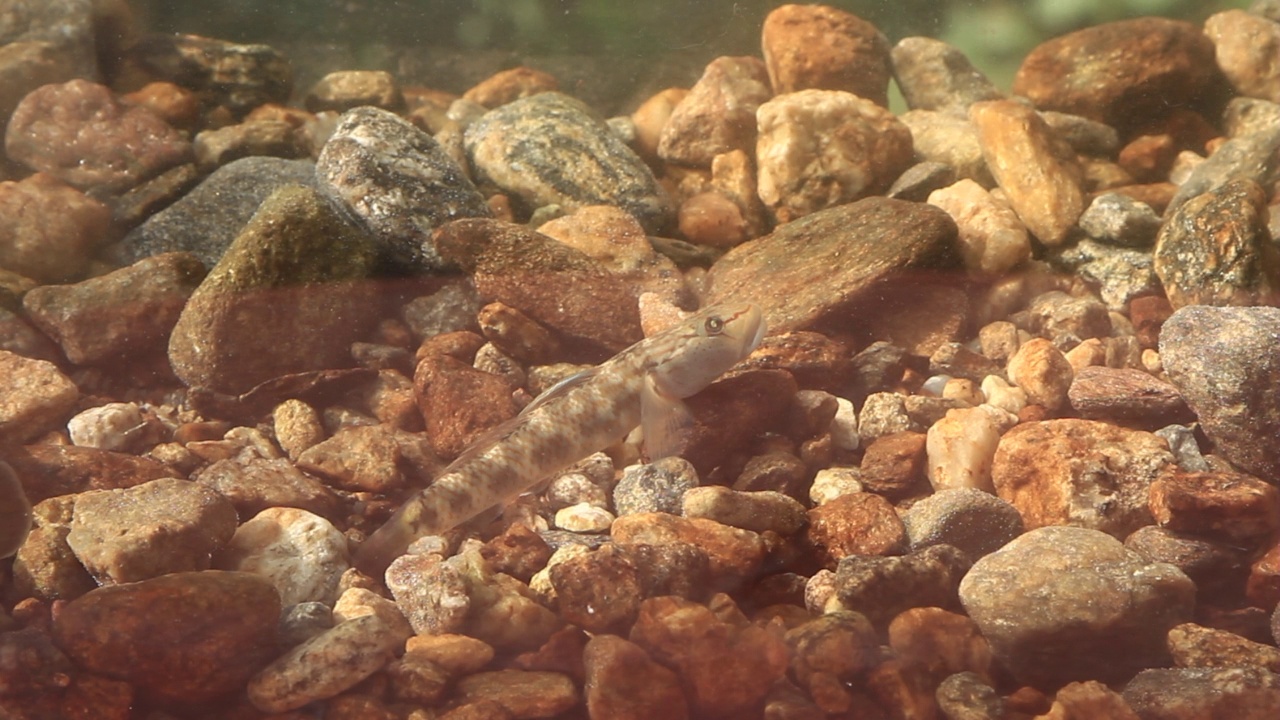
[{"left": 649, "top": 302, "right": 765, "bottom": 399}]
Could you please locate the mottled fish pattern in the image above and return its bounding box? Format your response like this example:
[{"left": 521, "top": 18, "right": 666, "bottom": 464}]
[{"left": 353, "top": 302, "right": 765, "bottom": 576}]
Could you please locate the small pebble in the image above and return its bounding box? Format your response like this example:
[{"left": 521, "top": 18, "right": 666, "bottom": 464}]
[
  {"left": 681, "top": 486, "right": 807, "bottom": 535},
  {"left": 926, "top": 406, "right": 1013, "bottom": 493},
  {"left": 554, "top": 503, "right": 614, "bottom": 533},
  {"left": 216, "top": 507, "right": 349, "bottom": 606}
]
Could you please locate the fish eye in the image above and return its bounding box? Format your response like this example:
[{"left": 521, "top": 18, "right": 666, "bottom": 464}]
[{"left": 704, "top": 316, "right": 724, "bottom": 335}]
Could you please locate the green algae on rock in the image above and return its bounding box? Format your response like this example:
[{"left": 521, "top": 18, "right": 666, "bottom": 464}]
[{"left": 167, "top": 184, "right": 382, "bottom": 395}]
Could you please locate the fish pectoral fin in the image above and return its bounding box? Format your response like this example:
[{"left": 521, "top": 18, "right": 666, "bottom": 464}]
[{"left": 641, "top": 372, "right": 694, "bottom": 461}]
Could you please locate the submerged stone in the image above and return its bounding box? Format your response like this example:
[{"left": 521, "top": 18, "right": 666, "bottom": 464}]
[{"left": 168, "top": 184, "right": 382, "bottom": 394}]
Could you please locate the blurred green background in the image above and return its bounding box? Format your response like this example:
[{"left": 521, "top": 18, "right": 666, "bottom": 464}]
[{"left": 131, "top": 0, "right": 1250, "bottom": 110}]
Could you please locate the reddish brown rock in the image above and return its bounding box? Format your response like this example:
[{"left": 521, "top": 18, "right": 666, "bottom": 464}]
[
  {"left": 535, "top": 204, "right": 685, "bottom": 305},
  {"left": 414, "top": 353, "right": 519, "bottom": 460},
  {"left": 22, "top": 252, "right": 205, "bottom": 365},
  {"left": 1043, "top": 681, "right": 1141, "bottom": 720},
  {"left": 1150, "top": 470, "right": 1280, "bottom": 547},
  {"left": 52, "top": 570, "right": 281, "bottom": 705},
  {"left": 969, "top": 99, "right": 1084, "bottom": 247},
  {"left": 761, "top": 4, "right": 892, "bottom": 105},
  {"left": 1067, "top": 366, "right": 1192, "bottom": 427},
  {"left": 611, "top": 513, "right": 764, "bottom": 588},
  {"left": 583, "top": 634, "right": 689, "bottom": 720},
  {"left": 678, "top": 190, "right": 750, "bottom": 247},
  {"left": 1246, "top": 541, "right": 1280, "bottom": 611},
  {"left": 434, "top": 218, "right": 645, "bottom": 361},
  {"left": 454, "top": 669, "right": 578, "bottom": 718},
  {"left": 549, "top": 544, "right": 644, "bottom": 635},
  {"left": 193, "top": 456, "right": 343, "bottom": 523},
  {"left": 785, "top": 611, "right": 879, "bottom": 714},
  {"left": 682, "top": 369, "right": 798, "bottom": 479},
  {"left": 806, "top": 491, "right": 908, "bottom": 565},
  {"left": 629, "top": 595, "right": 788, "bottom": 719},
  {"left": 0, "top": 173, "right": 113, "bottom": 283},
  {"left": 123, "top": 81, "right": 203, "bottom": 131},
  {"left": 1011, "top": 17, "right": 1224, "bottom": 131},
  {"left": 706, "top": 197, "right": 959, "bottom": 336},
  {"left": 4, "top": 444, "right": 179, "bottom": 505},
  {"left": 463, "top": 66, "right": 559, "bottom": 108},
  {"left": 657, "top": 56, "right": 771, "bottom": 168},
  {"left": 5, "top": 79, "right": 192, "bottom": 193},
  {"left": 1129, "top": 295, "right": 1173, "bottom": 349},
  {"left": 888, "top": 607, "right": 992, "bottom": 684},
  {"left": 859, "top": 431, "right": 927, "bottom": 498},
  {"left": 0, "top": 351, "right": 79, "bottom": 445},
  {"left": 992, "top": 419, "right": 1175, "bottom": 539},
  {"left": 1167, "top": 622, "right": 1280, "bottom": 672}
]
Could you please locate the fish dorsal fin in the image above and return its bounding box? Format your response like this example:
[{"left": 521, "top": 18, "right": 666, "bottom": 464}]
[
  {"left": 519, "top": 367, "right": 599, "bottom": 417},
  {"left": 443, "top": 367, "right": 600, "bottom": 472},
  {"left": 641, "top": 372, "right": 694, "bottom": 461}
]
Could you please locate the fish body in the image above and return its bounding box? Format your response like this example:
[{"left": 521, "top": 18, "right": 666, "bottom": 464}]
[{"left": 354, "top": 302, "right": 765, "bottom": 576}]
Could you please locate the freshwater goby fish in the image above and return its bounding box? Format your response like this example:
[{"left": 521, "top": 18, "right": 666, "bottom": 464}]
[{"left": 354, "top": 302, "right": 766, "bottom": 576}]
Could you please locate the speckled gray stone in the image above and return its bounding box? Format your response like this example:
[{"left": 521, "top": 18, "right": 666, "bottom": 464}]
[
  {"left": 902, "top": 487, "right": 1023, "bottom": 558},
  {"left": 960, "top": 526, "right": 1194, "bottom": 688},
  {"left": 1160, "top": 304, "right": 1280, "bottom": 482},
  {"left": 115, "top": 157, "right": 317, "bottom": 267},
  {"left": 1054, "top": 239, "right": 1160, "bottom": 312},
  {"left": 464, "top": 92, "right": 673, "bottom": 233},
  {"left": 890, "top": 36, "right": 1003, "bottom": 112},
  {"left": 1078, "top": 192, "right": 1162, "bottom": 247},
  {"left": 614, "top": 457, "right": 699, "bottom": 517},
  {"left": 316, "top": 106, "right": 491, "bottom": 273}
]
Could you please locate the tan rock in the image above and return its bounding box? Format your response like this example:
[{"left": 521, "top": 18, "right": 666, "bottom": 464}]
[
  {"left": 992, "top": 419, "right": 1175, "bottom": 538},
  {"left": 756, "top": 89, "right": 913, "bottom": 222},
  {"left": 970, "top": 100, "right": 1084, "bottom": 246},
  {"left": 658, "top": 56, "right": 772, "bottom": 168}
]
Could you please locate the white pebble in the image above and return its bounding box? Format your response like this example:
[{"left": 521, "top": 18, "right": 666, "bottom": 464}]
[
  {"left": 980, "top": 375, "right": 1027, "bottom": 416},
  {"left": 926, "top": 406, "right": 1012, "bottom": 493},
  {"left": 218, "top": 507, "right": 349, "bottom": 606},
  {"left": 810, "top": 466, "right": 865, "bottom": 505},
  {"left": 67, "top": 402, "right": 146, "bottom": 451},
  {"left": 554, "top": 502, "right": 614, "bottom": 533},
  {"left": 830, "top": 397, "right": 860, "bottom": 451}
]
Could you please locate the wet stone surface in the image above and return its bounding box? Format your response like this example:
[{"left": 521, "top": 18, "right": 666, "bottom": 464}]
[
  {"left": 317, "top": 106, "right": 492, "bottom": 273},
  {"left": 464, "top": 92, "right": 673, "bottom": 233}
]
